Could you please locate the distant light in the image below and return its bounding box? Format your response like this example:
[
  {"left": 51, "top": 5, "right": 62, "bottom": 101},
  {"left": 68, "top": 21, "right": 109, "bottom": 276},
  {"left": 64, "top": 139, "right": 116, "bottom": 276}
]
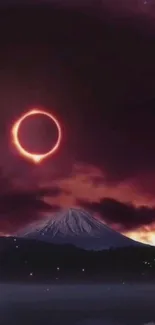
[
  {"left": 30, "top": 272, "right": 33, "bottom": 276},
  {"left": 14, "top": 238, "right": 17, "bottom": 242},
  {"left": 56, "top": 278, "right": 59, "bottom": 280},
  {"left": 46, "top": 288, "right": 49, "bottom": 292},
  {"left": 57, "top": 267, "right": 60, "bottom": 271},
  {"left": 82, "top": 268, "right": 85, "bottom": 272},
  {"left": 16, "top": 245, "right": 19, "bottom": 249}
]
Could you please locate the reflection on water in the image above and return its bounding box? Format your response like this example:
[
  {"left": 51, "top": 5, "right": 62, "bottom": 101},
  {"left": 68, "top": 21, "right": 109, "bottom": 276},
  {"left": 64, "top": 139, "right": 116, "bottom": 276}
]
[
  {"left": 1, "top": 308, "right": 155, "bottom": 325},
  {"left": 75, "top": 319, "right": 155, "bottom": 325},
  {"left": 76, "top": 319, "right": 120, "bottom": 325},
  {"left": 1, "top": 284, "right": 155, "bottom": 325}
]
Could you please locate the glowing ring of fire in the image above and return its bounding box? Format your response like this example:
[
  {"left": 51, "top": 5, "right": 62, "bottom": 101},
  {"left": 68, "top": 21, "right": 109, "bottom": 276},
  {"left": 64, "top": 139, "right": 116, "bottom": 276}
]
[{"left": 12, "top": 109, "right": 62, "bottom": 163}]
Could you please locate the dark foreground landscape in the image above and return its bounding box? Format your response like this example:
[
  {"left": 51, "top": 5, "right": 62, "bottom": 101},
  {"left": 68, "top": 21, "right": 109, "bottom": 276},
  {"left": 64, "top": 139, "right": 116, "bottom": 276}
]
[
  {"left": 0, "top": 238, "right": 155, "bottom": 324},
  {"left": 0, "top": 283, "right": 155, "bottom": 325},
  {"left": 0, "top": 236, "right": 155, "bottom": 283}
]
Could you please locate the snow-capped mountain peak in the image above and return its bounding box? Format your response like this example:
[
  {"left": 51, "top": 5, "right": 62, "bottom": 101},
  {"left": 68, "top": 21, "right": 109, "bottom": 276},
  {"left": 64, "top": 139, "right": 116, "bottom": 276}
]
[
  {"left": 40, "top": 208, "right": 104, "bottom": 237},
  {"left": 18, "top": 208, "right": 143, "bottom": 250}
]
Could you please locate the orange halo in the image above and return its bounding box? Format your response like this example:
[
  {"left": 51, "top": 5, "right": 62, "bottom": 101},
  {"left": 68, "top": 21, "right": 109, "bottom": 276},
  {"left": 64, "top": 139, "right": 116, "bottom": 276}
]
[{"left": 12, "top": 109, "right": 62, "bottom": 163}]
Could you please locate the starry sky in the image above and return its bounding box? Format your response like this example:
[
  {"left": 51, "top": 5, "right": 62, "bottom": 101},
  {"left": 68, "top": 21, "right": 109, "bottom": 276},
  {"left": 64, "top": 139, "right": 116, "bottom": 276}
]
[{"left": 1, "top": 0, "right": 155, "bottom": 244}]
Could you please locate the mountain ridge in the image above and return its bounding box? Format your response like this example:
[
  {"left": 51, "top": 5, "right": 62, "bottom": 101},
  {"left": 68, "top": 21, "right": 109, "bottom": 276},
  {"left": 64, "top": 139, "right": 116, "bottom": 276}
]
[{"left": 18, "top": 208, "right": 144, "bottom": 250}]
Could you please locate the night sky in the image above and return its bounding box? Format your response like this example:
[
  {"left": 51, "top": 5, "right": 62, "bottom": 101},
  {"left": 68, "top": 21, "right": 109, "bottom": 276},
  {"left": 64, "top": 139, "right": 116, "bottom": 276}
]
[{"left": 0, "top": 0, "right": 155, "bottom": 244}]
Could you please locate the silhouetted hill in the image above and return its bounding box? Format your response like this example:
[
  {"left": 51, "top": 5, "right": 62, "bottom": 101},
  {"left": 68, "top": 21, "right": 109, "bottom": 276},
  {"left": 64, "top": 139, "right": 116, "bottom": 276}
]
[{"left": 0, "top": 236, "right": 155, "bottom": 283}]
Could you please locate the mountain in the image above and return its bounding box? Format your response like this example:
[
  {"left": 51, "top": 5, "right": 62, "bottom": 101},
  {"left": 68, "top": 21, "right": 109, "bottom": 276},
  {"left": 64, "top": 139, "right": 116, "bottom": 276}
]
[{"left": 18, "top": 208, "right": 143, "bottom": 250}]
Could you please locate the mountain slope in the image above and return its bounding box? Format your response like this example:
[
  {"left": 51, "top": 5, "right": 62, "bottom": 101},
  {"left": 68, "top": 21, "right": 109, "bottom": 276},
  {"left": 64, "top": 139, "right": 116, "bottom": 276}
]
[{"left": 18, "top": 208, "right": 143, "bottom": 250}]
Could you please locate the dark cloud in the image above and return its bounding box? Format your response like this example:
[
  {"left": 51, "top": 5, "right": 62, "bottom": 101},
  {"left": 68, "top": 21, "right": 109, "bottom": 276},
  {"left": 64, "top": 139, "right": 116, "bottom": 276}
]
[
  {"left": 34, "top": 186, "right": 68, "bottom": 197},
  {"left": 78, "top": 197, "right": 155, "bottom": 231},
  {"left": 0, "top": 187, "right": 61, "bottom": 234}
]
